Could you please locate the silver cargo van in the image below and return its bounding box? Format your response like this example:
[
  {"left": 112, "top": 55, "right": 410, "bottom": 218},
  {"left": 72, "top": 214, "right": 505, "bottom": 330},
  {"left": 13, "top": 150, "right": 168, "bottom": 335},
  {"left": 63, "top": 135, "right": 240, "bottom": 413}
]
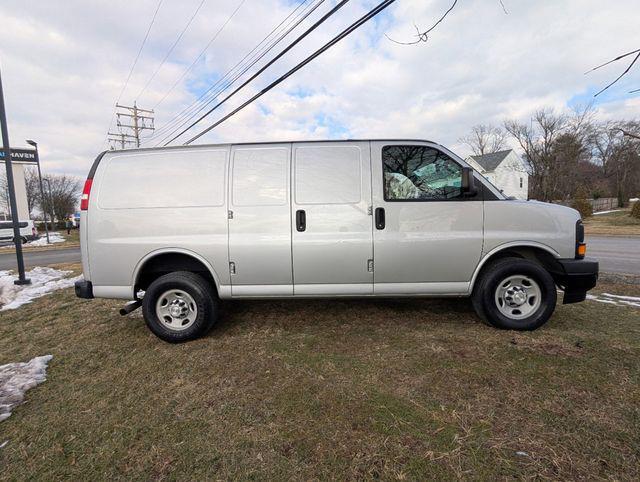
[{"left": 75, "top": 140, "right": 598, "bottom": 342}]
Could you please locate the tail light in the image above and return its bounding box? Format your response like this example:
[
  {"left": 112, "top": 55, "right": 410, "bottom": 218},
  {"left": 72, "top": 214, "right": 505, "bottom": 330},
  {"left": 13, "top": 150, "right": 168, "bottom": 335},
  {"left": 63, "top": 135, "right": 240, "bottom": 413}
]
[
  {"left": 576, "top": 220, "right": 586, "bottom": 259},
  {"left": 80, "top": 178, "right": 93, "bottom": 211}
]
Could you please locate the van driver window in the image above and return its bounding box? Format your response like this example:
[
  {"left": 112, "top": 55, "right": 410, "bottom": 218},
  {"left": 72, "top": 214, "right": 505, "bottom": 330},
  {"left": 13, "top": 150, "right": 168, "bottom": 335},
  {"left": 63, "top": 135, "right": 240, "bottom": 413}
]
[{"left": 383, "top": 145, "right": 463, "bottom": 201}]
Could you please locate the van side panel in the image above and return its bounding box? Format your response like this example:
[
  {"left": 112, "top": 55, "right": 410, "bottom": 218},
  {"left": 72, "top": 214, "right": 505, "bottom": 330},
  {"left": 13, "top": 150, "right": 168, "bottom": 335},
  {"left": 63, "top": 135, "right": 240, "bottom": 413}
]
[
  {"left": 87, "top": 148, "right": 230, "bottom": 297},
  {"left": 228, "top": 144, "right": 293, "bottom": 296}
]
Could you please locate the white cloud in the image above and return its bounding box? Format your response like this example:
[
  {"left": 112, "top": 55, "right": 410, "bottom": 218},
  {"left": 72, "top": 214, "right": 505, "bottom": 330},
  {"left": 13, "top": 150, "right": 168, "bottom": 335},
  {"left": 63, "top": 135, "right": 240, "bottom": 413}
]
[{"left": 0, "top": 0, "right": 637, "bottom": 178}]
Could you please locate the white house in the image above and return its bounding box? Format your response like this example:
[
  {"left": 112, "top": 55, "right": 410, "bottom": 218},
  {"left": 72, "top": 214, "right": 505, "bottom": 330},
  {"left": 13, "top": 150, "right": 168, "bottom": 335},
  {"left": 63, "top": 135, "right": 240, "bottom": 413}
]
[{"left": 466, "top": 149, "right": 529, "bottom": 200}]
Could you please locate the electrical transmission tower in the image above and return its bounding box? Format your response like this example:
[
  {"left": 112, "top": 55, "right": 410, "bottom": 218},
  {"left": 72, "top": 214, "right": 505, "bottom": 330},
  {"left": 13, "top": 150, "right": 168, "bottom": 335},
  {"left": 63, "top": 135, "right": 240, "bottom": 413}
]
[{"left": 108, "top": 102, "right": 155, "bottom": 149}]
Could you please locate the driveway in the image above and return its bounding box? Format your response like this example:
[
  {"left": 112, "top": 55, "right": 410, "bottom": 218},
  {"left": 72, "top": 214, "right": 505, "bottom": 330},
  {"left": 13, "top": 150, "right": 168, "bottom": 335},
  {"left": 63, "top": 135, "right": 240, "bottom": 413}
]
[{"left": 586, "top": 235, "right": 640, "bottom": 275}]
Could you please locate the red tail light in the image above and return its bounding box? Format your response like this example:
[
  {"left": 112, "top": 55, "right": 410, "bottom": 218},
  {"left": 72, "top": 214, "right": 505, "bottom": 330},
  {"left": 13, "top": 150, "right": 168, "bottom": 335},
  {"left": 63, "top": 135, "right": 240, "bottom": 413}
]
[{"left": 80, "top": 178, "right": 93, "bottom": 210}]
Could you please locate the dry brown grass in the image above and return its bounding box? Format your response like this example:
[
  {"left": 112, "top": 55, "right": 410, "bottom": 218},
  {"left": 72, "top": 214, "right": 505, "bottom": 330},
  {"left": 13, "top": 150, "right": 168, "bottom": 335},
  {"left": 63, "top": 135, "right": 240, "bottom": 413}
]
[
  {"left": 584, "top": 209, "right": 640, "bottom": 236},
  {"left": 0, "top": 266, "right": 639, "bottom": 480}
]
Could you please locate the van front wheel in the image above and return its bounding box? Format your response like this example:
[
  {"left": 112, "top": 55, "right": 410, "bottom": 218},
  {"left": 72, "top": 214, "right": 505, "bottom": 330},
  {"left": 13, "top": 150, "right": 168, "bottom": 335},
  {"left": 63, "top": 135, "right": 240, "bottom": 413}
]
[
  {"left": 142, "top": 271, "right": 217, "bottom": 343},
  {"left": 472, "top": 257, "right": 557, "bottom": 330}
]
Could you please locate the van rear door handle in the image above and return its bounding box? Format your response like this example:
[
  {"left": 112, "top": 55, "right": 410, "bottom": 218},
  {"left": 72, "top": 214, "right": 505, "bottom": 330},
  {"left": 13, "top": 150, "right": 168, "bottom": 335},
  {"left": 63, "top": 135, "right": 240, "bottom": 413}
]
[
  {"left": 296, "top": 210, "right": 306, "bottom": 232},
  {"left": 375, "top": 207, "right": 385, "bottom": 230}
]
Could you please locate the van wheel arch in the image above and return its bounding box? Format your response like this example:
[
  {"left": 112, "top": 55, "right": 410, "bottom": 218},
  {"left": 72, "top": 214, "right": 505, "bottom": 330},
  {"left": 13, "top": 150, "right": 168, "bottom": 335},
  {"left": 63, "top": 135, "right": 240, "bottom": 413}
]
[
  {"left": 471, "top": 245, "right": 562, "bottom": 293},
  {"left": 134, "top": 252, "right": 219, "bottom": 297}
]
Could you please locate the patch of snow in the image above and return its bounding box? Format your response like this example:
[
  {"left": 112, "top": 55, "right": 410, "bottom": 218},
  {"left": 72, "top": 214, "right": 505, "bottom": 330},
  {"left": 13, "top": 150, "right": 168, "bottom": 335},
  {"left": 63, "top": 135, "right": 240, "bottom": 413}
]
[
  {"left": 0, "top": 267, "right": 82, "bottom": 310},
  {"left": 601, "top": 293, "right": 640, "bottom": 302},
  {"left": 587, "top": 293, "right": 640, "bottom": 309},
  {"left": 0, "top": 232, "right": 65, "bottom": 249},
  {"left": 0, "top": 440, "right": 7, "bottom": 449},
  {"left": 515, "top": 451, "right": 529, "bottom": 457},
  {"left": 0, "top": 355, "right": 53, "bottom": 423},
  {"left": 593, "top": 209, "right": 624, "bottom": 215}
]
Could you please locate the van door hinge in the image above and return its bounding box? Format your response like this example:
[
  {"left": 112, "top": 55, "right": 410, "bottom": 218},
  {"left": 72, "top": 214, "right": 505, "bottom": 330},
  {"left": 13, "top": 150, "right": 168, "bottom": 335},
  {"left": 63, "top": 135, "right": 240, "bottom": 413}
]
[
  {"left": 367, "top": 259, "right": 374, "bottom": 272},
  {"left": 229, "top": 262, "right": 236, "bottom": 275},
  {"left": 367, "top": 205, "right": 373, "bottom": 215},
  {"left": 228, "top": 210, "right": 234, "bottom": 219}
]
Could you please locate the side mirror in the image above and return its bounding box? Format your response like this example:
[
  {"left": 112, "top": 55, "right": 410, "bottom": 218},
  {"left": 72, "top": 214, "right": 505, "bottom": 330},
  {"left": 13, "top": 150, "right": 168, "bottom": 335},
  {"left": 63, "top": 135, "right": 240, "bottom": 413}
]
[{"left": 462, "top": 167, "right": 478, "bottom": 197}]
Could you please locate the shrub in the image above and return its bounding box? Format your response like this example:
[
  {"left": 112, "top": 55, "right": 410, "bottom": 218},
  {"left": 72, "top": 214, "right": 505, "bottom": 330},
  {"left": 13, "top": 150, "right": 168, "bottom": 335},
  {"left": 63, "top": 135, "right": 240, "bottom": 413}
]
[
  {"left": 571, "top": 187, "right": 593, "bottom": 218},
  {"left": 571, "top": 198, "right": 593, "bottom": 218},
  {"left": 631, "top": 200, "right": 640, "bottom": 219}
]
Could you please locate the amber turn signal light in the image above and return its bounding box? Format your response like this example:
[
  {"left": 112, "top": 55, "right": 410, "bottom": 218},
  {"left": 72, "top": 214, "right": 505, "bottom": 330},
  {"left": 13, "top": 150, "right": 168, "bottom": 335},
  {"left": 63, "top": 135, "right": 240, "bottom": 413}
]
[{"left": 576, "top": 243, "right": 586, "bottom": 258}]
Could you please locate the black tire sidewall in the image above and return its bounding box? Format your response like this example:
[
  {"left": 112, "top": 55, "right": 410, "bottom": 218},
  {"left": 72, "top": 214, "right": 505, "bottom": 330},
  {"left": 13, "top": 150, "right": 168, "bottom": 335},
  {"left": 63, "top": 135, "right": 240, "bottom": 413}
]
[
  {"left": 142, "top": 272, "right": 216, "bottom": 343},
  {"left": 480, "top": 259, "right": 557, "bottom": 331}
]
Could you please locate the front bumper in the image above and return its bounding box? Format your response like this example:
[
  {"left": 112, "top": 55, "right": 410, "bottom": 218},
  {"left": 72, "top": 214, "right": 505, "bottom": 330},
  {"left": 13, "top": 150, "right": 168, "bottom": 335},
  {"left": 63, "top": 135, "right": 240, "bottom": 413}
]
[
  {"left": 75, "top": 280, "right": 94, "bottom": 299},
  {"left": 550, "top": 257, "right": 599, "bottom": 304}
]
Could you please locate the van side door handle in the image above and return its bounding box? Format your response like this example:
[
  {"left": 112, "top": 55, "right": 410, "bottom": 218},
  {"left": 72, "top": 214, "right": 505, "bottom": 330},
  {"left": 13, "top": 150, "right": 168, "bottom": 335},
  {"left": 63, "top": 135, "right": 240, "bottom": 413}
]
[
  {"left": 375, "top": 207, "right": 385, "bottom": 230},
  {"left": 296, "top": 209, "right": 306, "bottom": 232}
]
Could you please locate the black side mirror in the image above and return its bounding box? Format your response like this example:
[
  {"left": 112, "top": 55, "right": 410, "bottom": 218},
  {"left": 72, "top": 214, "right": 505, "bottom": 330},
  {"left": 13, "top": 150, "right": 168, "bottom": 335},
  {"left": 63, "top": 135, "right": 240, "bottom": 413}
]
[{"left": 462, "top": 167, "right": 478, "bottom": 197}]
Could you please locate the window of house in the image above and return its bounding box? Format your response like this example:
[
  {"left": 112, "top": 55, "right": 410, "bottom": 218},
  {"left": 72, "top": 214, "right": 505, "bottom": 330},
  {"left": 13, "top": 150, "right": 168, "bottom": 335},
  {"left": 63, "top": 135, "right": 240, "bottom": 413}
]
[
  {"left": 383, "top": 145, "right": 463, "bottom": 201},
  {"left": 519, "top": 177, "right": 523, "bottom": 188}
]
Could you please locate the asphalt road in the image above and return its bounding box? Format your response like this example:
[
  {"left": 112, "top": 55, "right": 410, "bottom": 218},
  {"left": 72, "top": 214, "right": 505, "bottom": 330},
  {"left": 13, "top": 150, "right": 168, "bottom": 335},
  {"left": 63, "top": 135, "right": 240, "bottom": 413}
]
[
  {"left": 0, "top": 236, "right": 637, "bottom": 275},
  {"left": 0, "top": 247, "right": 81, "bottom": 270},
  {"left": 586, "top": 236, "right": 640, "bottom": 275}
]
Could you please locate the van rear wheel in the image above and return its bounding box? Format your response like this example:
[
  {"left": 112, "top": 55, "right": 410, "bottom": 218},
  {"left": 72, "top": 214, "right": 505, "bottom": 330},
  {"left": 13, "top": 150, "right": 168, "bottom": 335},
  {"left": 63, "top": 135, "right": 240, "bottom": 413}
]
[
  {"left": 472, "top": 257, "right": 557, "bottom": 331},
  {"left": 142, "top": 271, "right": 217, "bottom": 343}
]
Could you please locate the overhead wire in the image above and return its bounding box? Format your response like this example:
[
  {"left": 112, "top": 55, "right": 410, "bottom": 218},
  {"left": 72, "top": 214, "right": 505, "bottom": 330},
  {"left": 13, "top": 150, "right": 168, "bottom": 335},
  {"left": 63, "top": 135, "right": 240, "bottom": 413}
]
[
  {"left": 135, "top": 0, "right": 208, "bottom": 102},
  {"left": 155, "top": 0, "right": 335, "bottom": 146},
  {"left": 145, "top": 0, "right": 319, "bottom": 145},
  {"left": 162, "top": 0, "right": 349, "bottom": 146},
  {"left": 102, "top": 0, "right": 164, "bottom": 147},
  {"left": 153, "top": 0, "right": 249, "bottom": 110},
  {"left": 183, "top": 0, "right": 398, "bottom": 145}
]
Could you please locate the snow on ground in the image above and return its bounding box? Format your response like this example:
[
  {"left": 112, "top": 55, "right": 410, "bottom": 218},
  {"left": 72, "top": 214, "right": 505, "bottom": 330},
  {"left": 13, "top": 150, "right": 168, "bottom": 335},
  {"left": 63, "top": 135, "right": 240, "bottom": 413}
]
[
  {"left": 593, "top": 209, "right": 624, "bottom": 215},
  {"left": 0, "top": 355, "right": 53, "bottom": 423},
  {"left": 0, "top": 267, "right": 82, "bottom": 310},
  {"left": 587, "top": 293, "right": 640, "bottom": 308},
  {"left": 0, "top": 232, "right": 65, "bottom": 249}
]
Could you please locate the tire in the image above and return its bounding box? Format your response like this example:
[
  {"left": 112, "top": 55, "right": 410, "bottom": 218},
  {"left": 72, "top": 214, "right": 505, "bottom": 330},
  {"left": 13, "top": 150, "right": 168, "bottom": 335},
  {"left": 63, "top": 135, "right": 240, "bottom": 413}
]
[
  {"left": 142, "top": 271, "right": 217, "bottom": 343},
  {"left": 13, "top": 236, "right": 28, "bottom": 244},
  {"left": 471, "top": 257, "right": 557, "bottom": 331}
]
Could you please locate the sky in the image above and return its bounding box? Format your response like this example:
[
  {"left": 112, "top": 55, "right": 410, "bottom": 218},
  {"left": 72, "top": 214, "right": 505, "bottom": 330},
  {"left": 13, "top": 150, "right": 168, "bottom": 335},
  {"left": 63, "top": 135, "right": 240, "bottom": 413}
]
[{"left": 0, "top": 0, "right": 638, "bottom": 178}]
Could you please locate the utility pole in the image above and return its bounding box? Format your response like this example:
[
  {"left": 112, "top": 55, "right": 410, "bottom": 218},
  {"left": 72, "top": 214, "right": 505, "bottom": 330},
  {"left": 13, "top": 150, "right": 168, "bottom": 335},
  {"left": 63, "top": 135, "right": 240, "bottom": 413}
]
[
  {"left": 108, "top": 101, "right": 154, "bottom": 149},
  {"left": 0, "top": 67, "right": 30, "bottom": 285}
]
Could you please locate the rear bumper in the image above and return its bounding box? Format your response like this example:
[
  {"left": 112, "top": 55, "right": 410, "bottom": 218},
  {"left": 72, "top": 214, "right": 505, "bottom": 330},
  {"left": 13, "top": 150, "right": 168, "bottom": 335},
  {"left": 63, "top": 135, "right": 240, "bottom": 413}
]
[
  {"left": 75, "top": 280, "right": 94, "bottom": 299},
  {"left": 550, "top": 257, "right": 599, "bottom": 304}
]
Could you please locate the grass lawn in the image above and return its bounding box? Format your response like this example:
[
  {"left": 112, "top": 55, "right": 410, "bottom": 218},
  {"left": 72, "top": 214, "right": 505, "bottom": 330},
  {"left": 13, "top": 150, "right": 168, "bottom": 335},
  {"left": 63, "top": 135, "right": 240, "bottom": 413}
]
[
  {"left": 584, "top": 209, "right": 640, "bottom": 236},
  {"left": 0, "top": 265, "right": 639, "bottom": 480}
]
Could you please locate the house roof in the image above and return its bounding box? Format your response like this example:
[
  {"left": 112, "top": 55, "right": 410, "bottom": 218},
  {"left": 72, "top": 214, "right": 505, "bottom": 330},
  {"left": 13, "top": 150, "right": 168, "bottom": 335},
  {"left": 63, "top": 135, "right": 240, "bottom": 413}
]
[{"left": 469, "top": 149, "right": 513, "bottom": 172}]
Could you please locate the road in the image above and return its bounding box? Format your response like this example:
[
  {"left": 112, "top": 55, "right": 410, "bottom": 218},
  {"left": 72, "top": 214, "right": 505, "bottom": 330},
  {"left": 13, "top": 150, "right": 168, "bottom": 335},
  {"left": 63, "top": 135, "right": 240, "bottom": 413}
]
[
  {"left": 0, "top": 247, "right": 80, "bottom": 270},
  {"left": 0, "top": 237, "right": 637, "bottom": 275},
  {"left": 586, "top": 236, "right": 640, "bottom": 275}
]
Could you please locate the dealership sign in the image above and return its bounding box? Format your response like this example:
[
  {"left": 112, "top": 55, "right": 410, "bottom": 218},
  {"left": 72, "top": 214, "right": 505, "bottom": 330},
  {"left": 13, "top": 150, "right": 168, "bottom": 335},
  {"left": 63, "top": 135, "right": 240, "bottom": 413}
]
[{"left": 0, "top": 148, "right": 38, "bottom": 164}]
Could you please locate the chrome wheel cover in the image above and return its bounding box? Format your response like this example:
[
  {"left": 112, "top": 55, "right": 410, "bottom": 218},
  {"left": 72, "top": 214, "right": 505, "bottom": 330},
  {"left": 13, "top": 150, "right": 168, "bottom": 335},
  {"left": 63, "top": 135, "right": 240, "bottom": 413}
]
[
  {"left": 155, "top": 289, "right": 198, "bottom": 331},
  {"left": 494, "top": 275, "right": 542, "bottom": 320}
]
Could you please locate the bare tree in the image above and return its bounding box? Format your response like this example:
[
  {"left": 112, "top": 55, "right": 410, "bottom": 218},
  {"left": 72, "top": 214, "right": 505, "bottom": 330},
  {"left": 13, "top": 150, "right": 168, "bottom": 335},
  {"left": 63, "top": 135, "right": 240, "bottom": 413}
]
[
  {"left": 504, "top": 109, "right": 569, "bottom": 201},
  {"left": 459, "top": 124, "right": 508, "bottom": 156},
  {"left": 40, "top": 174, "right": 81, "bottom": 224}
]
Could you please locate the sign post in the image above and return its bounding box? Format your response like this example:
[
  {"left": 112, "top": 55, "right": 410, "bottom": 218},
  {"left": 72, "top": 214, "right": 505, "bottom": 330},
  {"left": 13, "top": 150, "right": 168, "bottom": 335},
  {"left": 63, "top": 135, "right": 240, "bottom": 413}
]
[{"left": 0, "top": 67, "right": 30, "bottom": 285}]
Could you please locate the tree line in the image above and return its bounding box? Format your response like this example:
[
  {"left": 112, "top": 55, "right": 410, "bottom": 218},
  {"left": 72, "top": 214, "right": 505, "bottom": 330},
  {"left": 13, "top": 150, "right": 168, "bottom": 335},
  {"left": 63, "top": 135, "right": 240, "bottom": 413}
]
[
  {"left": 459, "top": 108, "right": 640, "bottom": 204},
  {"left": 0, "top": 171, "right": 80, "bottom": 224}
]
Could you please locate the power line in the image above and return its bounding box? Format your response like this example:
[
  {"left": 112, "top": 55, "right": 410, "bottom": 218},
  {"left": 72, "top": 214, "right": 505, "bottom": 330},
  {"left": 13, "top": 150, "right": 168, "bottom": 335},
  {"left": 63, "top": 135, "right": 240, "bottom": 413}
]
[
  {"left": 156, "top": 0, "right": 332, "bottom": 146},
  {"left": 183, "top": 0, "right": 398, "bottom": 145},
  {"left": 108, "top": 102, "right": 155, "bottom": 149},
  {"left": 102, "top": 0, "right": 163, "bottom": 148},
  {"left": 136, "top": 0, "right": 208, "bottom": 102},
  {"left": 146, "top": 0, "right": 317, "bottom": 144},
  {"left": 117, "top": 0, "right": 164, "bottom": 104},
  {"left": 163, "top": 0, "right": 348, "bottom": 146},
  {"left": 153, "top": 0, "right": 249, "bottom": 110}
]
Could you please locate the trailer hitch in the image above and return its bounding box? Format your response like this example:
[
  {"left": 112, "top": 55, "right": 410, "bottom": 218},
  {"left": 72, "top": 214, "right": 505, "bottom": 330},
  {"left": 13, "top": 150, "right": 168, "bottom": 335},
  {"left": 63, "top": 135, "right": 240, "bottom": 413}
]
[{"left": 119, "top": 299, "right": 142, "bottom": 316}]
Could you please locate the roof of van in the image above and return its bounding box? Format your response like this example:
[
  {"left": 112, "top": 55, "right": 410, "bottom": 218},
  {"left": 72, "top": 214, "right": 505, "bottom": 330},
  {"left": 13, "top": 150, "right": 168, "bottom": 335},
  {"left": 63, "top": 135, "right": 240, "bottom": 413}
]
[
  {"left": 89, "top": 139, "right": 441, "bottom": 178},
  {"left": 107, "top": 139, "right": 438, "bottom": 152}
]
